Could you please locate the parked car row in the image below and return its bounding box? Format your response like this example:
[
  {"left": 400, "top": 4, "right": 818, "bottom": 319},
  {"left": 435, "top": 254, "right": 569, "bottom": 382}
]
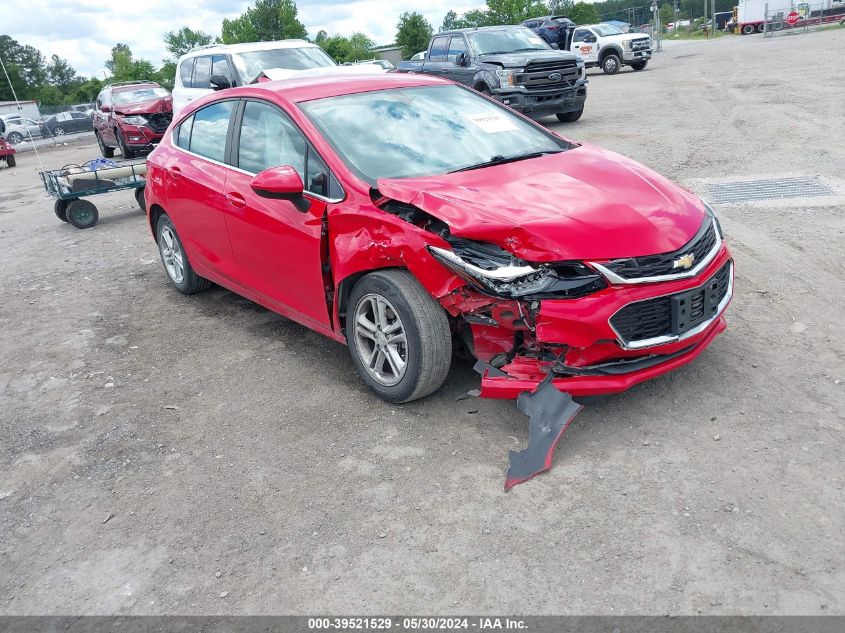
[{"left": 0, "top": 111, "right": 93, "bottom": 144}]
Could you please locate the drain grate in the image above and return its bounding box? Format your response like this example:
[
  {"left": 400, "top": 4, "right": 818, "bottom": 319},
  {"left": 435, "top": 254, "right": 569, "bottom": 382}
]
[{"left": 707, "top": 177, "right": 833, "bottom": 204}]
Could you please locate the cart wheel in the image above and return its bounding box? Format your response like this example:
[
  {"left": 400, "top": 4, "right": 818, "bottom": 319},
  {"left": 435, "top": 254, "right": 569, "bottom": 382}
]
[
  {"left": 135, "top": 187, "right": 146, "bottom": 212},
  {"left": 5, "top": 155, "right": 15, "bottom": 168},
  {"left": 66, "top": 199, "right": 99, "bottom": 229},
  {"left": 54, "top": 199, "right": 69, "bottom": 222}
]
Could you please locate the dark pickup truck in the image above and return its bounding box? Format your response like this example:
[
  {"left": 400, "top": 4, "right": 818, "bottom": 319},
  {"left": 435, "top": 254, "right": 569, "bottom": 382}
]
[{"left": 395, "top": 25, "right": 587, "bottom": 122}]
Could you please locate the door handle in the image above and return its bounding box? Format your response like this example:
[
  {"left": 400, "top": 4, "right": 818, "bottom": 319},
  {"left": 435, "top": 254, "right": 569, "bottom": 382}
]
[
  {"left": 226, "top": 192, "right": 246, "bottom": 208},
  {"left": 170, "top": 166, "right": 182, "bottom": 178}
]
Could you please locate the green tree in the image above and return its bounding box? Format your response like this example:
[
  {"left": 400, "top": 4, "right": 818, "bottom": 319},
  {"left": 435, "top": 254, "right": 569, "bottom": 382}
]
[
  {"left": 486, "top": 0, "right": 549, "bottom": 24},
  {"left": 105, "top": 44, "right": 157, "bottom": 83},
  {"left": 396, "top": 12, "right": 434, "bottom": 60},
  {"left": 569, "top": 2, "right": 599, "bottom": 24},
  {"left": 548, "top": 0, "right": 574, "bottom": 14},
  {"left": 45, "top": 55, "right": 79, "bottom": 90},
  {"left": 164, "top": 27, "right": 214, "bottom": 59},
  {"left": 0, "top": 35, "right": 47, "bottom": 101},
  {"left": 440, "top": 10, "right": 460, "bottom": 31},
  {"left": 319, "top": 33, "right": 374, "bottom": 63},
  {"left": 221, "top": 0, "right": 307, "bottom": 44},
  {"left": 659, "top": 3, "right": 674, "bottom": 27}
]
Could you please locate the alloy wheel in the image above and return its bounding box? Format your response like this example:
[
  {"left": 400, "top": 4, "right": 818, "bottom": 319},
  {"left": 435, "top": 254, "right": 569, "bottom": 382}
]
[
  {"left": 159, "top": 226, "right": 185, "bottom": 284},
  {"left": 353, "top": 293, "right": 408, "bottom": 386}
]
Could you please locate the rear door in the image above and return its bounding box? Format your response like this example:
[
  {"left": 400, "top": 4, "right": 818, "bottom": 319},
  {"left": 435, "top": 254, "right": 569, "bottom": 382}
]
[
  {"left": 222, "top": 99, "right": 334, "bottom": 329},
  {"left": 165, "top": 99, "right": 239, "bottom": 282},
  {"left": 422, "top": 36, "right": 451, "bottom": 76}
]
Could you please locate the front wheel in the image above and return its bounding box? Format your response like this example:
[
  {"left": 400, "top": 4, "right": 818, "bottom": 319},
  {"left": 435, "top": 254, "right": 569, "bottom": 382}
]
[
  {"left": 117, "top": 130, "right": 134, "bottom": 159},
  {"left": 4, "top": 154, "right": 15, "bottom": 168},
  {"left": 556, "top": 108, "right": 583, "bottom": 122},
  {"left": 54, "top": 199, "right": 69, "bottom": 222},
  {"left": 601, "top": 54, "right": 621, "bottom": 75},
  {"left": 630, "top": 60, "right": 648, "bottom": 71},
  {"left": 347, "top": 269, "right": 452, "bottom": 403},
  {"left": 156, "top": 214, "right": 211, "bottom": 294},
  {"left": 66, "top": 199, "right": 99, "bottom": 229}
]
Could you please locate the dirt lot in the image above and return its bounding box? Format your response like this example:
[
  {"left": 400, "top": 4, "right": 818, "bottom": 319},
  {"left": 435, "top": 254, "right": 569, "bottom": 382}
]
[{"left": 1, "top": 30, "right": 843, "bottom": 615}]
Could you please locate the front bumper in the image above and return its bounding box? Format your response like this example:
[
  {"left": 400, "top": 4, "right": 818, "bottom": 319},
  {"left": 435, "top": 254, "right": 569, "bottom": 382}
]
[
  {"left": 623, "top": 49, "right": 652, "bottom": 62},
  {"left": 121, "top": 125, "right": 165, "bottom": 149},
  {"left": 470, "top": 246, "right": 733, "bottom": 399},
  {"left": 498, "top": 83, "right": 587, "bottom": 118}
]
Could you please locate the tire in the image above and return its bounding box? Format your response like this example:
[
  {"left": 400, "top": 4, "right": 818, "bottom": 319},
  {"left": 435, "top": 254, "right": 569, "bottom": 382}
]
[
  {"left": 601, "top": 53, "right": 621, "bottom": 75},
  {"left": 96, "top": 131, "right": 115, "bottom": 158},
  {"left": 7, "top": 131, "right": 23, "bottom": 144},
  {"left": 757, "top": 23, "right": 766, "bottom": 33},
  {"left": 5, "top": 154, "right": 15, "bottom": 168},
  {"left": 347, "top": 269, "right": 452, "bottom": 403},
  {"left": 135, "top": 187, "right": 146, "bottom": 211},
  {"left": 630, "top": 60, "right": 648, "bottom": 71},
  {"left": 54, "top": 199, "right": 69, "bottom": 222},
  {"left": 116, "top": 129, "right": 134, "bottom": 159},
  {"left": 477, "top": 86, "right": 492, "bottom": 96},
  {"left": 556, "top": 108, "right": 583, "bottom": 122},
  {"left": 742, "top": 24, "right": 756, "bottom": 34},
  {"left": 66, "top": 199, "right": 99, "bottom": 229},
  {"left": 54, "top": 126, "right": 65, "bottom": 136},
  {"left": 156, "top": 214, "right": 211, "bottom": 294}
]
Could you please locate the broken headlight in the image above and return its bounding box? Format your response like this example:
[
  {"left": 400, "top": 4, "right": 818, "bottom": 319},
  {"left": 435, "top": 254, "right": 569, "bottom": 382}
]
[
  {"left": 121, "top": 115, "right": 148, "bottom": 126},
  {"left": 427, "top": 241, "right": 605, "bottom": 300}
]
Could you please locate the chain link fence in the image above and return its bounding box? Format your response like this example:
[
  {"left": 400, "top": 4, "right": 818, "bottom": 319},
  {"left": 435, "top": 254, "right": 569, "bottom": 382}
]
[{"left": 764, "top": 2, "right": 845, "bottom": 36}]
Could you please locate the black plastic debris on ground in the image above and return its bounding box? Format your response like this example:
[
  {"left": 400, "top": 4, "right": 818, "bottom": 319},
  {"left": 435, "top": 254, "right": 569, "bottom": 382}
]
[{"left": 505, "top": 376, "right": 583, "bottom": 491}]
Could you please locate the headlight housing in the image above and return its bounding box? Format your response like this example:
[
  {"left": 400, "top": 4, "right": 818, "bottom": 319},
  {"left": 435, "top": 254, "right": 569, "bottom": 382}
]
[
  {"left": 121, "top": 115, "right": 148, "bottom": 126},
  {"left": 703, "top": 200, "right": 723, "bottom": 238},
  {"left": 427, "top": 240, "right": 605, "bottom": 300},
  {"left": 495, "top": 69, "right": 517, "bottom": 87},
  {"left": 622, "top": 39, "right": 633, "bottom": 51}
]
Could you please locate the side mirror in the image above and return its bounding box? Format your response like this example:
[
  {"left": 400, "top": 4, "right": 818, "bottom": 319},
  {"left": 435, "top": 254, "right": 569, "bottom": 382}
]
[
  {"left": 210, "top": 74, "right": 231, "bottom": 90},
  {"left": 550, "top": 42, "right": 560, "bottom": 49},
  {"left": 250, "top": 165, "right": 310, "bottom": 211},
  {"left": 100, "top": 104, "right": 111, "bottom": 113},
  {"left": 456, "top": 52, "right": 469, "bottom": 66}
]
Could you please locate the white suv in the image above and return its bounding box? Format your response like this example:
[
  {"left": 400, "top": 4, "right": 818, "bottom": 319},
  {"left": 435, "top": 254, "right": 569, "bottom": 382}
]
[{"left": 172, "top": 40, "right": 338, "bottom": 113}]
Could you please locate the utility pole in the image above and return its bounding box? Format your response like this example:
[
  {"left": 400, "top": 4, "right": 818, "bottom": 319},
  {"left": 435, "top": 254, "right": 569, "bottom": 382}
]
[
  {"left": 712, "top": 0, "right": 717, "bottom": 37},
  {"left": 652, "top": 1, "right": 662, "bottom": 51}
]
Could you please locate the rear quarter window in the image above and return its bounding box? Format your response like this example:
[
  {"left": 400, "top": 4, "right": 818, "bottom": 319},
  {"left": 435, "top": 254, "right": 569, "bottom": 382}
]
[{"left": 180, "top": 59, "right": 194, "bottom": 87}]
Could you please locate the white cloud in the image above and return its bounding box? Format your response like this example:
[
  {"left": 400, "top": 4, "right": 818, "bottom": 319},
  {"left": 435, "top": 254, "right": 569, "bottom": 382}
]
[{"left": 3, "top": 0, "right": 485, "bottom": 78}]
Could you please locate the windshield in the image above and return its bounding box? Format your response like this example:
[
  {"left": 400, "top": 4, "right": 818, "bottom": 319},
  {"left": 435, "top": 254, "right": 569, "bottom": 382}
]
[
  {"left": 232, "top": 47, "right": 336, "bottom": 82},
  {"left": 113, "top": 87, "right": 169, "bottom": 105},
  {"left": 467, "top": 29, "right": 550, "bottom": 55},
  {"left": 300, "top": 85, "right": 566, "bottom": 183},
  {"left": 593, "top": 25, "right": 624, "bottom": 36}
]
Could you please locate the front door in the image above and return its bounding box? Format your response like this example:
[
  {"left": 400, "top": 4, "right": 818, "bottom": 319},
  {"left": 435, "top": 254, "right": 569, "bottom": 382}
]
[
  {"left": 223, "top": 99, "right": 332, "bottom": 330},
  {"left": 572, "top": 29, "right": 599, "bottom": 64}
]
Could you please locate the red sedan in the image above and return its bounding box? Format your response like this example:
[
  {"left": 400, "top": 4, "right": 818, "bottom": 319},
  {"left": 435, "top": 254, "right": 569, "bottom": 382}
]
[{"left": 144, "top": 73, "right": 732, "bottom": 403}]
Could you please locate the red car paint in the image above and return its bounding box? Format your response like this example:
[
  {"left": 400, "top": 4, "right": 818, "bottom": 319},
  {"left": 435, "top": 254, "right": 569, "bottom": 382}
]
[
  {"left": 94, "top": 82, "right": 173, "bottom": 157},
  {"left": 0, "top": 136, "right": 14, "bottom": 159},
  {"left": 145, "top": 73, "right": 732, "bottom": 399}
]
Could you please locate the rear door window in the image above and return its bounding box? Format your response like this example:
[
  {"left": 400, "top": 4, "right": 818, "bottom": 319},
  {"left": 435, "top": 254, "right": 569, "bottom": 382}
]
[
  {"left": 180, "top": 58, "right": 194, "bottom": 87},
  {"left": 193, "top": 56, "right": 212, "bottom": 89},
  {"left": 188, "top": 100, "right": 234, "bottom": 162},
  {"left": 429, "top": 36, "right": 449, "bottom": 62}
]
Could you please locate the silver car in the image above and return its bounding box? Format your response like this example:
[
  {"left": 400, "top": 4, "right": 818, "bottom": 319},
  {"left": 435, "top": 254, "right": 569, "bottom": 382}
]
[{"left": 4, "top": 117, "right": 44, "bottom": 144}]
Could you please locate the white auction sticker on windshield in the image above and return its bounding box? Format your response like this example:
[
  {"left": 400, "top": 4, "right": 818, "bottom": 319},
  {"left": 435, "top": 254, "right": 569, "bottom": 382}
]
[{"left": 464, "top": 112, "right": 518, "bottom": 133}]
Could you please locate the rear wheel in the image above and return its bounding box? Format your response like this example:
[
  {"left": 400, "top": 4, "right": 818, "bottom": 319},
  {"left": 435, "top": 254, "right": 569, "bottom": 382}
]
[
  {"left": 556, "top": 108, "right": 583, "bottom": 122},
  {"left": 5, "top": 154, "right": 15, "bottom": 168},
  {"left": 741, "top": 24, "right": 756, "bottom": 34},
  {"left": 601, "top": 54, "right": 621, "bottom": 75},
  {"left": 54, "top": 199, "right": 69, "bottom": 222},
  {"left": 66, "top": 199, "right": 99, "bottom": 229},
  {"left": 156, "top": 214, "right": 211, "bottom": 294},
  {"left": 96, "top": 131, "right": 114, "bottom": 158},
  {"left": 347, "top": 269, "right": 452, "bottom": 403},
  {"left": 53, "top": 126, "right": 65, "bottom": 136},
  {"left": 630, "top": 60, "right": 648, "bottom": 71},
  {"left": 757, "top": 23, "right": 766, "bottom": 33},
  {"left": 7, "top": 131, "right": 23, "bottom": 144}
]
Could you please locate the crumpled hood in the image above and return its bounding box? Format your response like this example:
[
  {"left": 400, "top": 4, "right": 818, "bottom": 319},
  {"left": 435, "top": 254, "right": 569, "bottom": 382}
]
[
  {"left": 114, "top": 97, "right": 172, "bottom": 116},
  {"left": 376, "top": 143, "right": 706, "bottom": 262},
  {"left": 479, "top": 49, "right": 579, "bottom": 69}
]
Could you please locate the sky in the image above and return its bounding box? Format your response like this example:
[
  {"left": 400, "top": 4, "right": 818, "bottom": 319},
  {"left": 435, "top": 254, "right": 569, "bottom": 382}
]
[{"left": 5, "top": 0, "right": 487, "bottom": 78}]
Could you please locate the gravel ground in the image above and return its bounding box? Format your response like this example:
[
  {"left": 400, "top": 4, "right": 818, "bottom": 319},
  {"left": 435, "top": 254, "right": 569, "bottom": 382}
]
[{"left": 1, "top": 30, "right": 843, "bottom": 615}]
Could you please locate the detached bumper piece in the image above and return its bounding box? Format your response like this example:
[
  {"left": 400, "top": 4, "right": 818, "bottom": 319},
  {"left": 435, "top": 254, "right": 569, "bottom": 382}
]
[{"left": 504, "top": 376, "right": 583, "bottom": 491}]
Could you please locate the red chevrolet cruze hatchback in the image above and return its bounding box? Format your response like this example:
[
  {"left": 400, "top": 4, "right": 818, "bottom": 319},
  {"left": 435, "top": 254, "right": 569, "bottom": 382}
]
[{"left": 145, "top": 73, "right": 732, "bottom": 403}]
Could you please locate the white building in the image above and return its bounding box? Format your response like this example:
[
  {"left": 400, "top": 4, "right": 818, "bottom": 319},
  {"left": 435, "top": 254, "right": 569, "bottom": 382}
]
[{"left": 0, "top": 100, "right": 40, "bottom": 121}]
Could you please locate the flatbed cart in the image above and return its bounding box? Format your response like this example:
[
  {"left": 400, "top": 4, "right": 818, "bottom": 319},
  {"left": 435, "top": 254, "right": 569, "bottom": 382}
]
[{"left": 39, "top": 158, "right": 147, "bottom": 229}]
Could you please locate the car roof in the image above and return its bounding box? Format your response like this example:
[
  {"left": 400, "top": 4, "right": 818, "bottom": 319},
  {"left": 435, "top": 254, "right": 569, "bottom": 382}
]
[
  {"left": 112, "top": 83, "right": 162, "bottom": 92},
  {"left": 178, "top": 39, "right": 317, "bottom": 61},
  {"left": 204, "top": 73, "right": 450, "bottom": 106}
]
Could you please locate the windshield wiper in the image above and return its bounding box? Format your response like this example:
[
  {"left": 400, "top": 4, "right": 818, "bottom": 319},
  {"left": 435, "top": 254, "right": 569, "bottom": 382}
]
[{"left": 450, "top": 150, "right": 564, "bottom": 173}]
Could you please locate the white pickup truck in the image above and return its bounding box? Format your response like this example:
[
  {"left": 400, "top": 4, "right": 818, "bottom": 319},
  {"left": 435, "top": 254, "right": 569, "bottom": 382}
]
[{"left": 569, "top": 24, "right": 652, "bottom": 74}]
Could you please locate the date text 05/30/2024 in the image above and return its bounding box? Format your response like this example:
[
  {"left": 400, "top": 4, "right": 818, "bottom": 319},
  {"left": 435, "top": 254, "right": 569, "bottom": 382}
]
[{"left": 308, "top": 617, "right": 527, "bottom": 630}]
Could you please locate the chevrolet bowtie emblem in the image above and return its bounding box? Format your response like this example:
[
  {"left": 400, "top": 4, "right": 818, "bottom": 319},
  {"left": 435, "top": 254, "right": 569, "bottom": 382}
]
[{"left": 673, "top": 253, "right": 695, "bottom": 270}]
